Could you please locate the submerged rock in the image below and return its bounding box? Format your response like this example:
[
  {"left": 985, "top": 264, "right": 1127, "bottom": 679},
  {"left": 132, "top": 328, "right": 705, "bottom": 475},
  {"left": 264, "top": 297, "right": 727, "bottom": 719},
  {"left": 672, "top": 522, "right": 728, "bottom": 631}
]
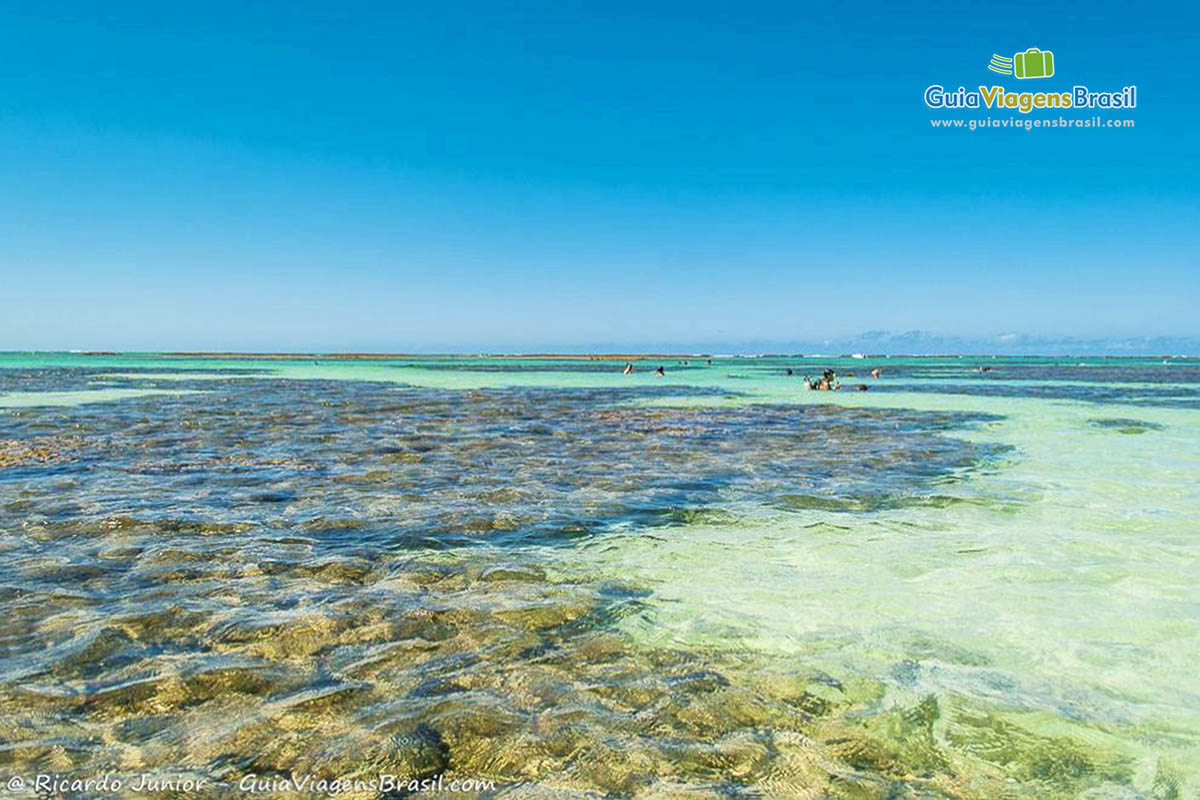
[
  {"left": 0, "top": 435, "right": 83, "bottom": 468},
  {"left": 1087, "top": 417, "right": 1165, "bottom": 435}
]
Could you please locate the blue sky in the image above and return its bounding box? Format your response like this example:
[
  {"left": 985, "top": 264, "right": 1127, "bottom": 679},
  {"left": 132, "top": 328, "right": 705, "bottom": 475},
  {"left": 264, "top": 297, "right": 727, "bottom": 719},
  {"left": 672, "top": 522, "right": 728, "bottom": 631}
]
[{"left": 1, "top": 0, "right": 1197, "bottom": 352}]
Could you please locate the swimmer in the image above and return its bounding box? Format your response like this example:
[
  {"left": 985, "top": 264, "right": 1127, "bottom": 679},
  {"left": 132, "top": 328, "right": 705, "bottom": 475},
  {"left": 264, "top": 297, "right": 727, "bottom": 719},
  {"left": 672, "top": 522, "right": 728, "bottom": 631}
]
[
  {"left": 786, "top": 368, "right": 794, "bottom": 376},
  {"left": 815, "top": 369, "right": 839, "bottom": 391},
  {"left": 803, "top": 376, "right": 813, "bottom": 390}
]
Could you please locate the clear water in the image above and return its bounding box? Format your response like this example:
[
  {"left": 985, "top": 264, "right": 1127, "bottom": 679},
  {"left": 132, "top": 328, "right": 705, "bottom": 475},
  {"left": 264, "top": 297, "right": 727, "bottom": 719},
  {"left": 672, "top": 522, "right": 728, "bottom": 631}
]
[{"left": 0, "top": 353, "right": 1196, "bottom": 798}]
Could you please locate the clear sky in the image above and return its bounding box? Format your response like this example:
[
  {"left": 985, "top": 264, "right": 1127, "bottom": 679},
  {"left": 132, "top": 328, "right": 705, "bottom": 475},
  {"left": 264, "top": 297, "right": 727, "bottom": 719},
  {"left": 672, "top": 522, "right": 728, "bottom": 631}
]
[{"left": 1, "top": 0, "right": 1197, "bottom": 352}]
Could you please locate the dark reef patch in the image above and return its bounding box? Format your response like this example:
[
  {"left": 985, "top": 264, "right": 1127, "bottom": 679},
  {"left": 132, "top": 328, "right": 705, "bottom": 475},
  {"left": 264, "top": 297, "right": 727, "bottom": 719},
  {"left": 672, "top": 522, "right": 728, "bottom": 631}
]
[{"left": 1087, "top": 417, "right": 1165, "bottom": 435}]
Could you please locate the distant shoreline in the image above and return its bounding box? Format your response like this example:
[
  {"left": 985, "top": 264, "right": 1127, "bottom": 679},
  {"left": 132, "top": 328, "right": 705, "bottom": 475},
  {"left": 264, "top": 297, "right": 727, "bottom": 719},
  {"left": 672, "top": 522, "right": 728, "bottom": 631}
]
[
  {"left": 153, "top": 352, "right": 713, "bottom": 361},
  {"left": 2, "top": 352, "right": 1193, "bottom": 360}
]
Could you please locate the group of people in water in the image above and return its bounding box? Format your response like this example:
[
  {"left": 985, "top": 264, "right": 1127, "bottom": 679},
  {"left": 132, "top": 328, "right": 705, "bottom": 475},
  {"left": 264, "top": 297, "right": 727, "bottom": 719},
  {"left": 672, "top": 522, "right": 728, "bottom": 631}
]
[
  {"left": 784, "top": 366, "right": 881, "bottom": 391},
  {"left": 621, "top": 359, "right": 714, "bottom": 377},
  {"left": 799, "top": 367, "right": 876, "bottom": 391},
  {"left": 622, "top": 363, "right": 668, "bottom": 376},
  {"left": 620, "top": 360, "right": 881, "bottom": 391}
]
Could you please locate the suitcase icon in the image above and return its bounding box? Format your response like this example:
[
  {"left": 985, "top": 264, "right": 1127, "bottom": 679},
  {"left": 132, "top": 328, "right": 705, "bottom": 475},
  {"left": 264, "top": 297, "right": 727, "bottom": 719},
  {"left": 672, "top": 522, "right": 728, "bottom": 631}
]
[{"left": 1014, "top": 48, "right": 1054, "bottom": 79}]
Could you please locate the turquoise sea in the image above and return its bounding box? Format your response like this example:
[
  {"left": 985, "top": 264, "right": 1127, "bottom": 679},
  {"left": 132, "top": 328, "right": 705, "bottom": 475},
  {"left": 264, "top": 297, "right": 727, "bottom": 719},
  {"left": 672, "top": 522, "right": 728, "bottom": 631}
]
[{"left": 0, "top": 353, "right": 1197, "bottom": 798}]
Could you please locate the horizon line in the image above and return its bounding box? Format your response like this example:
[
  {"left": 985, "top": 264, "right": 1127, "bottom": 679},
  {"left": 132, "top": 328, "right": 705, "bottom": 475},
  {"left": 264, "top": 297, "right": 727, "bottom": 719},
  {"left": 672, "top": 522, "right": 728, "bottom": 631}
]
[{"left": 2, "top": 351, "right": 1197, "bottom": 360}]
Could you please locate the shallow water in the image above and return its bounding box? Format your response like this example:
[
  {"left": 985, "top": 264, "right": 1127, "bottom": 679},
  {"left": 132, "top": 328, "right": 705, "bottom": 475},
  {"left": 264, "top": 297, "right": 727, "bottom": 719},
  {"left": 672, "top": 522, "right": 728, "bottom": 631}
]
[{"left": 0, "top": 354, "right": 1197, "bottom": 798}]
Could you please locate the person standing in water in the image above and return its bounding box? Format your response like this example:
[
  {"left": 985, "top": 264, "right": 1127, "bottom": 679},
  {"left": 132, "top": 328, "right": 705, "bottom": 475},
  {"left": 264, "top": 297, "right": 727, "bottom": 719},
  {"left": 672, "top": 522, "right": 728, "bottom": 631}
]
[{"left": 622, "top": 363, "right": 634, "bottom": 375}]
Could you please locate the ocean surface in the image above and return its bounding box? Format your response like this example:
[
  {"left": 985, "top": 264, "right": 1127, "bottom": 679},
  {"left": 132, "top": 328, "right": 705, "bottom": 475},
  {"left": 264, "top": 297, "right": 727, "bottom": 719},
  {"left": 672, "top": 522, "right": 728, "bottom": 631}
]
[{"left": 0, "top": 353, "right": 1196, "bottom": 798}]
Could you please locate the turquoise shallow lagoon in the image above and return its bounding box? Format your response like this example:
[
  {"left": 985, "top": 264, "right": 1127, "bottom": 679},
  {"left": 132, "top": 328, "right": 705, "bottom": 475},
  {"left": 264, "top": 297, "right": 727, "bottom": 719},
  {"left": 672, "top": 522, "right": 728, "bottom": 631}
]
[{"left": 0, "top": 353, "right": 1197, "bottom": 798}]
